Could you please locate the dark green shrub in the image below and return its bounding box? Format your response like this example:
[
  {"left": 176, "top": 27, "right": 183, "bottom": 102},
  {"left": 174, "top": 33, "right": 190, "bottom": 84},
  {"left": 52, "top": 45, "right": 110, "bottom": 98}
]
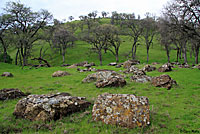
[{"left": 0, "top": 54, "right": 13, "bottom": 64}]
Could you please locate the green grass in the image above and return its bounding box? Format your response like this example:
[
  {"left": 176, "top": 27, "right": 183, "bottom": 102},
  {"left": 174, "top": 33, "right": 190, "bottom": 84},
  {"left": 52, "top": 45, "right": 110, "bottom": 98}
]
[{"left": 0, "top": 62, "right": 200, "bottom": 134}]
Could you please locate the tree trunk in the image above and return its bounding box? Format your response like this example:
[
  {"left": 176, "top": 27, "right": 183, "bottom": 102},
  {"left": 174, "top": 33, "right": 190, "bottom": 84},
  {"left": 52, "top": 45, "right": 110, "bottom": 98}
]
[
  {"left": 176, "top": 47, "right": 179, "bottom": 62},
  {"left": 115, "top": 50, "right": 119, "bottom": 63},
  {"left": 183, "top": 46, "right": 187, "bottom": 63},
  {"left": 147, "top": 47, "right": 149, "bottom": 63},
  {"left": 195, "top": 46, "right": 199, "bottom": 64},
  {"left": 3, "top": 45, "right": 7, "bottom": 63},
  {"left": 15, "top": 49, "right": 19, "bottom": 65},
  {"left": 98, "top": 51, "right": 102, "bottom": 66},
  {"left": 62, "top": 48, "right": 66, "bottom": 64},
  {"left": 167, "top": 50, "right": 170, "bottom": 63},
  {"left": 133, "top": 45, "right": 137, "bottom": 59}
]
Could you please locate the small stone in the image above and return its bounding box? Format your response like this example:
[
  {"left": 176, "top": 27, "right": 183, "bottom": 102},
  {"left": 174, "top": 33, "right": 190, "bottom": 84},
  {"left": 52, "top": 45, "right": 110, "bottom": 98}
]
[
  {"left": 1, "top": 72, "right": 13, "bottom": 77},
  {"left": 52, "top": 71, "right": 70, "bottom": 77}
]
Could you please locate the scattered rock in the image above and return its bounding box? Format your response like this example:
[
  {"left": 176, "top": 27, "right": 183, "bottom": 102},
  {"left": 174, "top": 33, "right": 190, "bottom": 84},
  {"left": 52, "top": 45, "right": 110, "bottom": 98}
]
[
  {"left": 52, "top": 71, "right": 70, "bottom": 77},
  {"left": 123, "top": 60, "right": 140, "bottom": 69},
  {"left": 171, "top": 62, "right": 180, "bottom": 65},
  {"left": 96, "top": 76, "right": 126, "bottom": 88},
  {"left": 179, "top": 63, "right": 190, "bottom": 68},
  {"left": 142, "top": 64, "right": 156, "bottom": 72},
  {"left": 83, "top": 64, "right": 92, "bottom": 68},
  {"left": 82, "top": 71, "right": 126, "bottom": 87},
  {"left": 152, "top": 62, "right": 159, "bottom": 65},
  {"left": 90, "top": 62, "right": 96, "bottom": 66},
  {"left": 92, "top": 93, "right": 150, "bottom": 128},
  {"left": 0, "top": 88, "right": 26, "bottom": 100},
  {"left": 13, "top": 93, "right": 91, "bottom": 121},
  {"left": 67, "top": 64, "right": 77, "bottom": 69},
  {"left": 77, "top": 67, "right": 96, "bottom": 72},
  {"left": 158, "top": 63, "right": 172, "bottom": 72},
  {"left": 192, "top": 64, "right": 200, "bottom": 69},
  {"left": 108, "top": 62, "right": 117, "bottom": 66},
  {"left": 130, "top": 75, "right": 152, "bottom": 83},
  {"left": 115, "top": 63, "right": 123, "bottom": 68},
  {"left": 151, "top": 74, "right": 177, "bottom": 89},
  {"left": 75, "top": 61, "right": 88, "bottom": 66},
  {"left": 1, "top": 72, "right": 13, "bottom": 77},
  {"left": 61, "top": 64, "right": 71, "bottom": 67},
  {"left": 124, "top": 65, "right": 146, "bottom": 75}
]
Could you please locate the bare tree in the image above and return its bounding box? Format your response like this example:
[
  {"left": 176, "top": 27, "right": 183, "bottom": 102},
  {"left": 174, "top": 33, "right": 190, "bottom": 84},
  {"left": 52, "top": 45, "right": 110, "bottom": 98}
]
[
  {"left": 121, "top": 15, "right": 143, "bottom": 59},
  {"left": 4, "top": 1, "right": 52, "bottom": 66},
  {"left": 101, "top": 11, "right": 109, "bottom": 18},
  {"left": 53, "top": 25, "right": 77, "bottom": 64},
  {"left": 142, "top": 13, "right": 157, "bottom": 63}
]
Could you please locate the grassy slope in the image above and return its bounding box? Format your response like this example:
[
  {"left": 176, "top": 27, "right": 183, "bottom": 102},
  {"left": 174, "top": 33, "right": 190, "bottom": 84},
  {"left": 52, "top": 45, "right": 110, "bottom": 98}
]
[
  {"left": 0, "top": 62, "right": 200, "bottom": 134},
  {"left": 1, "top": 18, "right": 200, "bottom": 133}
]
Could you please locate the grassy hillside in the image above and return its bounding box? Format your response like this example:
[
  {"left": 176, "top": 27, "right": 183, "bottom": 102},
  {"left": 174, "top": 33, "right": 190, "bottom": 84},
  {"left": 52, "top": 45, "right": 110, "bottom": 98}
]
[
  {"left": 7, "top": 18, "right": 200, "bottom": 66},
  {"left": 0, "top": 62, "right": 200, "bottom": 133}
]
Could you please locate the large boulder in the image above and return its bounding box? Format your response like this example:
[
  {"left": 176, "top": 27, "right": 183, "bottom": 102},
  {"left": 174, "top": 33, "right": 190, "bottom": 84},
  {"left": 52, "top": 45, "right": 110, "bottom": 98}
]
[
  {"left": 151, "top": 74, "right": 177, "bottom": 89},
  {"left": 123, "top": 60, "right": 140, "bottom": 69},
  {"left": 96, "top": 76, "right": 126, "bottom": 88},
  {"left": 52, "top": 71, "right": 70, "bottom": 77},
  {"left": 92, "top": 93, "right": 150, "bottom": 128},
  {"left": 82, "top": 71, "right": 126, "bottom": 88},
  {"left": 142, "top": 64, "right": 156, "bottom": 72},
  {"left": 0, "top": 88, "right": 26, "bottom": 100},
  {"left": 124, "top": 66, "right": 146, "bottom": 75},
  {"left": 158, "top": 63, "right": 172, "bottom": 72},
  {"left": 130, "top": 75, "right": 152, "bottom": 83},
  {"left": 1, "top": 72, "right": 13, "bottom": 77},
  {"left": 13, "top": 93, "right": 91, "bottom": 121}
]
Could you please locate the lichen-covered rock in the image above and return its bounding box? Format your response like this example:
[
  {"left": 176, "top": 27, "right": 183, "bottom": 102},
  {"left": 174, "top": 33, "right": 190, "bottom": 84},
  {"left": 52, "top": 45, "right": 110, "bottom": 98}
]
[
  {"left": 92, "top": 93, "right": 150, "bottom": 128},
  {"left": 13, "top": 93, "right": 91, "bottom": 121},
  {"left": 130, "top": 75, "right": 152, "bottom": 83},
  {"left": 96, "top": 76, "right": 126, "bottom": 88},
  {"left": 124, "top": 66, "right": 146, "bottom": 76},
  {"left": 142, "top": 64, "right": 156, "bottom": 72},
  {"left": 0, "top": 88, "right": 26, "bottom": 100},
  {"left": 151, "top": 74, "right": 177, "bottom": 89},
  {"left": 192, "top": 64, "right": 200, "bottom": 70},
  {"left": 52, "top": 71, "right": 70, "bottom": 77},
  {"left": 82, "top": 71, "right": 126, "bottom": 88},
  {"left": 1, "top": 72, "right": 13, "bottom": 77},
  {"left": 123, "top": 60, "right": 140, "bottom": 69},
  {"left": 158, "top": 63, "right": 172, "bottom": 72}
]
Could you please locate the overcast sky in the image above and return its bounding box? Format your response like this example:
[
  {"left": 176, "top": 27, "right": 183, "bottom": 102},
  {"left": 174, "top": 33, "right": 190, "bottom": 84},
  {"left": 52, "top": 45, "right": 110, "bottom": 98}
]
[{"left": 0, "top": 0, "right": 169, "bottom": 20}]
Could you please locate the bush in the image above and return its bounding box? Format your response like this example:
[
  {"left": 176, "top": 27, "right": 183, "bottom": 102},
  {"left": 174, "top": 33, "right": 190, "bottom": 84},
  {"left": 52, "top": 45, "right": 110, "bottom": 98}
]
[{"left": 0, "top": 54, "right": 13, "bottom": 64}]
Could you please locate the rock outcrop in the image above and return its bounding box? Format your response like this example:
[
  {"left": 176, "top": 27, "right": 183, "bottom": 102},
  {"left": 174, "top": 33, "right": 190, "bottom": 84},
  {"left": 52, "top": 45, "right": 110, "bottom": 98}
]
[
  {"left": 142, "top": 64, "right": 156, "bottom": 72},
  {"left": 0, "top": 88, "right": 26, "bottom": 100},
  {"left": 92, "top": 93, "right": 150, "bottom": 128},
  {"left": 13, "top": 93, "right": 91, "bottom": 121},
  {"left": 151, "top": 74, "right": 177, "bottom": 89},
  {"left": 52, "top": 71, "right": 70, "bottom": 77},
  {"left": 130, "top": 75, "right": 152, "bottom": 83},
  {"left": 123, "top": 60, "right": 140, "bottom": 69},
  {"left": 158, "top": 63, "right": 172, "bottom": 72},
  {"left": 1, "top": 72, "right": 13, "bottom": 77},
  {"left": 82, "top": 71, "right": 126, "bottom": 88}
]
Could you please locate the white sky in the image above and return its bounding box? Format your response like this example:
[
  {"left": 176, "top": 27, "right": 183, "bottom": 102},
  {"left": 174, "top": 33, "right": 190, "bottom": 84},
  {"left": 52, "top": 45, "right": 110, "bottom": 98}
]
[{"left": 0, "top": 0, "right": 169, "bottom": 21}]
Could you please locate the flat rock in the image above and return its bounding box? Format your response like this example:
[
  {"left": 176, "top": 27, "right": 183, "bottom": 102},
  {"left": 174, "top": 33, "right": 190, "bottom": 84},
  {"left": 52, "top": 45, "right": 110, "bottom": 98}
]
[
  {"left": 151, "top": 74, "right": 177, "bottom": 89},
  {"left": 108, "top": 62, "right": 117, "bottom": 66},
  {"left": 92, "top": 93, "right": 150, "bottom": 128},
  {"left": 13, "top": 93, "right": 91, "bottom": 121},
  {"left": 67, "top": 64, "right": 77, "bottom": 69},
  {"left": 151, "top": 62, "right": 159, "bottom": 65},
  {"left": 142, "top": 64, "right": 156, "bottom": 72},
  {"left": 130, "top": 75, "right": 152, "bottom": 83},
  {"left": 1, "top": 72, "right": 13, "bottom": 77},
  {"left": 52, "top": 71, "right": 70, "bottom": 77},
  {"left": 0, "top": 88, "right": 26, "bottom": 100},
  {"left": 158, "top": 63, "right": 172, "bottom": 72}
]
